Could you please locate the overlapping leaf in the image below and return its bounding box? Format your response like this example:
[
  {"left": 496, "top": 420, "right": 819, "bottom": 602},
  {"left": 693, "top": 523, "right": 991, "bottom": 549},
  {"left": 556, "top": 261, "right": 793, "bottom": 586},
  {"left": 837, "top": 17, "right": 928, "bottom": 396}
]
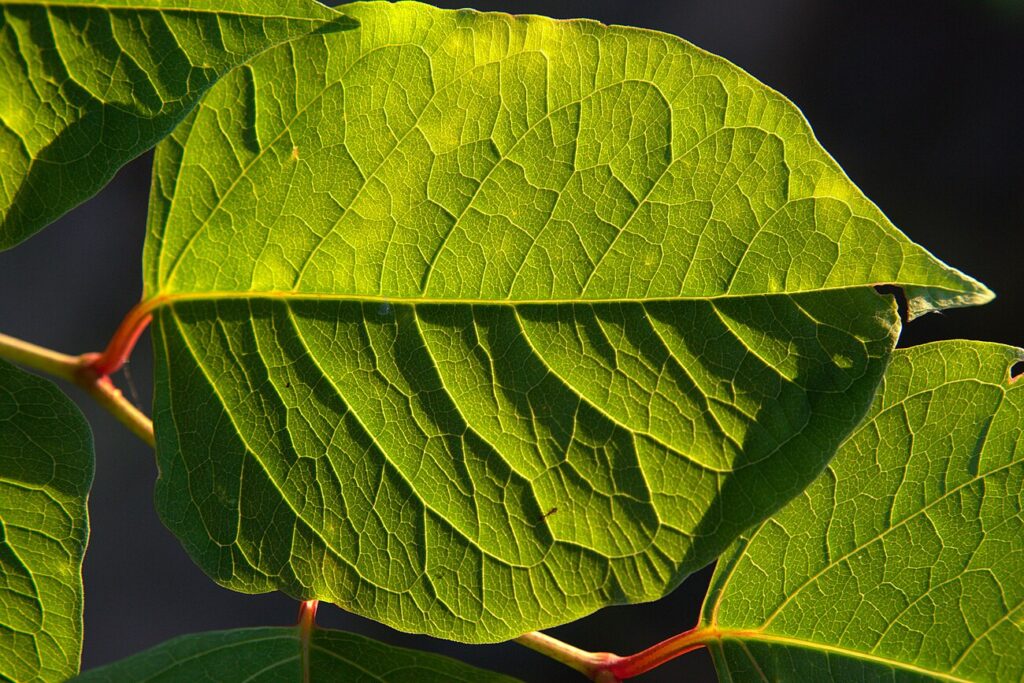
[
  {"left": 702, "top": 341, "right": 1024, "bottom": 682},
  {"left": 0, "top": 359, "right": 93, "bottom": 682},
  {"left": 0, "top": 0, "right": 355, "bottom": 250},
  {"left": 73, "top": 626, "right": 519, "bottom": 682},
  {"left": 143, "top": 1, "right": 991, "bottom": 641}
]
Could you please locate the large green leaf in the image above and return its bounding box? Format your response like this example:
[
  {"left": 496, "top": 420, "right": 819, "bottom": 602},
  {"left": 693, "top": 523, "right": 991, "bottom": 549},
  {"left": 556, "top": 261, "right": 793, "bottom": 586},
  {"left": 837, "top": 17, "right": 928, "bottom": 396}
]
[
  {"left": 702, "top": 341, "right": 1024, "bottom": 681},
  {"left": 0, "top": 359, "right": 93, "bottom": 682},
  {"left": 73, "top": 626, "right": 520, "bottom": 682},
  {"left": 143, "top": 1, "right": 991, "bottom": 641},
  {"left": 0, "top": 0, "right": 355, "bottom": 251}
]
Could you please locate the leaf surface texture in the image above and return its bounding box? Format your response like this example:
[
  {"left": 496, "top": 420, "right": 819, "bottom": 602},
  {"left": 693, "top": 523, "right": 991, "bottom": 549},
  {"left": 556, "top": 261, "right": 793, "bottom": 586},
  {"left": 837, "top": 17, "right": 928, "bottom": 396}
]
[
  {"left": 73, "top": 626, "right": 519, "bottom": 682},
  {"left": 144, "top": 1, "right": 991, "bottom": 640},
  {"left": 703, "top": 341, "right": 1024, "bottom": 682},
  {"left": 0, "top": 359, "right": 93, "bottom": 682},
  {"left": 0, "top": 0, "right": 353, "bottom": 249}
]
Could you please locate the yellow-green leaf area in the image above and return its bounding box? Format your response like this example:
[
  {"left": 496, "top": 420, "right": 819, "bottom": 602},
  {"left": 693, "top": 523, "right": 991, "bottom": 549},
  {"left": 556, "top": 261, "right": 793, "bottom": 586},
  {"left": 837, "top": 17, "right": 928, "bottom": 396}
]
[
  {"left": 145, "top": 1, "right": 989, "bottom": 315},
  {"left": 0, "top": 359, "right": 94, "bottom": 682},
  {"left": 0, "top": 0, "right": 355, "bottom": 250},
  {"left": 703, "top": 341, "right": 1024, "bottom": 682},
  {"left": 73, "top": 626, "right": 520, "bottom": 682},
  {"left": 143, "top": 1, "right": 992, "bottom": 641}
]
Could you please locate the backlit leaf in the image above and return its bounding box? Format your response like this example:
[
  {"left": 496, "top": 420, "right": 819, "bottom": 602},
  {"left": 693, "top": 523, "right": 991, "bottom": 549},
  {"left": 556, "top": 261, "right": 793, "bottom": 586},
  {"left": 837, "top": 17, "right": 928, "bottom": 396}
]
[
  {"left": 0, "top": 0, "right": 355, "bottom": 250},
  {"left": 702, "top": 341, "right": 1024, "bottom": 682},
  {"left": 73, "top": 626, "right": 519, "bottom": 682},
  {"left": 143, "top": 1, "right": 991, "bottom": 641},
  {"left": 0, "top": 359, "right": 93, "bottom": 682}
]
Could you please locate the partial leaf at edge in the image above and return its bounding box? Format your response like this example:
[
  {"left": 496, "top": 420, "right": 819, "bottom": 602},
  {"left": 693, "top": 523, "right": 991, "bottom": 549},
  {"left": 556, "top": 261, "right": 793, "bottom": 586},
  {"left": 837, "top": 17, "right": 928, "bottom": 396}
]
[
  {"left": 144, "top": 1, "right": 990, "bottom": 642},
  {"left": 0, "top": 359, "right": 94, "bottom": 682},
  {"left": 72, "top": 626, "right": 521, "bottom": 682},
  {"left": 0, "top": 0, "right": 356, "bottom": 250},
  {"left": 702, "top": 341, "right": 1024, "bottom": 682}
]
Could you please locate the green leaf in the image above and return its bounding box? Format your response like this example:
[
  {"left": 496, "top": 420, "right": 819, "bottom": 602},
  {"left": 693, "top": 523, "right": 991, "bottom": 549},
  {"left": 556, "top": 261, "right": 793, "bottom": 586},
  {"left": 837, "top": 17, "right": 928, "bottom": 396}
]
[
  {"left": 0, "top": 0, "right": 356, "bottom": 251},
  {"left": 143, "top": 1, "right": 990, "bottom": 641},
  {"left": 0, "top": 359, "right": 94, "bottom": 682},
  {"left": 702, "top": 341, "right": 1024, "bottom": 682},
  {"left": 73, "top": 626, "right": 520, "bottom": 682}
]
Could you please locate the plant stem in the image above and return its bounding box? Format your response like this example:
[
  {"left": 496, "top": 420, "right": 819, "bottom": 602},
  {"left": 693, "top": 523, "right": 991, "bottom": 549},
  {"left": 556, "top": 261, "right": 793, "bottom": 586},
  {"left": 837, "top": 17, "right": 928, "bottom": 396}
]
[
  {"left": 84, "top": 374, "right": 155, "bottom": 447},
  {"left": 298, "top": 600, "right": 319, "bottom": 683},
  {"left": 0, "top": 332, "right": 155, "bottom": 446},
  {"left": 516, "top": 625, "right": 719, "bottom": 681},
  {"left": 88, "top": 299, "right": 153, "bottom": 377},
  {"left": 0, "top": 332, "right": 80, "bottom": 381},
  {"left": 514, "top": 631, "right": 617, "bottom": 680}
]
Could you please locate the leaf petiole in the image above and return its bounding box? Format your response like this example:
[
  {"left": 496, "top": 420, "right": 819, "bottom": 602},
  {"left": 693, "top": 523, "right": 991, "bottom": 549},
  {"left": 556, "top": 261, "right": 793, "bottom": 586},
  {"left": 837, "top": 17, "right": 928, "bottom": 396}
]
[{"left": 87, "top": 299, "right": 154, "bottom": 377}]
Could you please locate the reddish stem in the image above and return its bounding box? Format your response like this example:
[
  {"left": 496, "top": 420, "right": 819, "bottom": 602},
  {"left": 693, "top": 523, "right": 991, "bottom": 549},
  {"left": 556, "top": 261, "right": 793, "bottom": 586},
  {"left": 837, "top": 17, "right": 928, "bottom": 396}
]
[
  {"left": 297, "top": 599, "right": 319, "bottom": 631},
  {"left": 297, "top": 600, "right": 319, "bottom": 683},
  {"left": 600, "top": 626, "right": 712, "bottom": 679},
  {"left": 88, "top": 300, "right": 153, "bottom": 378}
]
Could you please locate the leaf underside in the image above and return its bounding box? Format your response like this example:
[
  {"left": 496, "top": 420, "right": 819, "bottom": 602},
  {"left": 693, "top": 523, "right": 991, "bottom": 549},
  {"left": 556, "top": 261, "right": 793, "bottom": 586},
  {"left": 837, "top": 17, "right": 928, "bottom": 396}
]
[
  {"left": 703, "top": 341, "right": 1024, "bottom": 682},
  {"left": 0, "top": 0, "right": 354, "bottom": 251},
  {"left": 0, "top": 359, "right": 94, "bottom": 682},
  {"left": 72, "top": 626, "right": 520, "bottom": 682},
  {"left": 143, "top": 1, "right": 990, "bottom": 641}
]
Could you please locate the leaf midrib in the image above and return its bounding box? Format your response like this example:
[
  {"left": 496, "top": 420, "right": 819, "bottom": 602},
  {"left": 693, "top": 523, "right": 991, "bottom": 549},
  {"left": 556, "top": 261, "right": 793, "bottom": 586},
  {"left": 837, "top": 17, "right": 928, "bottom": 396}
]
[{"left": 139, "top": 284, "right": 940, "bottom": 312}]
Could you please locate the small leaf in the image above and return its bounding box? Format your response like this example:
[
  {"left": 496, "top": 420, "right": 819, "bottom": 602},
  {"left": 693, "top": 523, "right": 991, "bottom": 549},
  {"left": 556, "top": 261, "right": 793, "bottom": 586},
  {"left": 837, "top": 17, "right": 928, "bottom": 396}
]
[
  {"left": 143, "top": 1, "right": 991, "bottom": 641},
  {"left": 0, "top": 359, "right": 94, "bottom": 682},
  {"left": 72, "top": 626, "right": 520, "bottom": 682},
  {"left": 702, "top": 341, "right": 1024, "bottom": 681},
  {"left": 0, "top": 0, "right": 356, "bottom": 251}
]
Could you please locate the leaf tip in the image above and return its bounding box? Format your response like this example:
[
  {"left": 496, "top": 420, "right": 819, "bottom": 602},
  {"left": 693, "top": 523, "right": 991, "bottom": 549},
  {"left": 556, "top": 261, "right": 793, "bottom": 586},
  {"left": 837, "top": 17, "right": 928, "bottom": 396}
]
[{"left": 904, "top": 275, "right": 995, "bottom": 321}]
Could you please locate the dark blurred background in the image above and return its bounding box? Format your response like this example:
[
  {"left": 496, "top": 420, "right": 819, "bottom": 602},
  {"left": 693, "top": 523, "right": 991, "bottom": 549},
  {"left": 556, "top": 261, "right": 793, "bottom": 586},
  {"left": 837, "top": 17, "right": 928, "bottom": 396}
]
[{"left": 1, "top": 1, "right": 1021, "bottom": 681}]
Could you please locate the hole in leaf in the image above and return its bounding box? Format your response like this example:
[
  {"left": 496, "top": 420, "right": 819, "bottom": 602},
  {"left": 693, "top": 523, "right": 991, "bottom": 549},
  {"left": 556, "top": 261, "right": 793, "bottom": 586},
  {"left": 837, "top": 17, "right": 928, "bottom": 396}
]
[{"left": 1011, "top": 361, "right": 1024, "bottom": 383}]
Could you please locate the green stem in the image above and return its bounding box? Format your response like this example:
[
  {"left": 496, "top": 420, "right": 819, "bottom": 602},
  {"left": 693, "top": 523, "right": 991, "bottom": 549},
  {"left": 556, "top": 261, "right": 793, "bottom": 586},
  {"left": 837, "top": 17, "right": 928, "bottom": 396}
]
[
  {"left": 0, "top": 331, "right": 155, "bottom": 447},
  {"left": 0, "top": 331, "right": 80, "bottom": 381},
  {"left": 514, "top": 631, "right": 617, "bottom": 680}
]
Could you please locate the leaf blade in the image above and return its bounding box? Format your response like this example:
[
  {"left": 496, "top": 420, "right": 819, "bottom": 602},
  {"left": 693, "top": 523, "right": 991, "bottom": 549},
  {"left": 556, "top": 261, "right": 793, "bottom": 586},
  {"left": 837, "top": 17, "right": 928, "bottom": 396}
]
[
  {"left": 145, "top": 1, "right": 992, "bottom": 641},
  {"left": 72, "top": 626, "right": 520, "bottom": 682},
  {"left": 144, "top": 2, "right": 990, "bottom": 312},
  {"left": 0, "top": 359, "right": 94, "bottom": 682},
  {"left": 0, "top": 0, "right": 355, "bottom": 250},
  {"left": 702, "top": 341, "right": 1024, "bottom": 681}
]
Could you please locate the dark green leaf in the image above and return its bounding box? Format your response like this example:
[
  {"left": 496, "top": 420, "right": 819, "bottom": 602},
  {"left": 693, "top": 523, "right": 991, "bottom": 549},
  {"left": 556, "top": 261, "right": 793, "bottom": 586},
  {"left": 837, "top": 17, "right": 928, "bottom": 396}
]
[
  {"left": 143, "top": 1, "right": 990, "bottom": 641},
  {"left": 703, "top": 341, "right": 1024, "bottom": 682},
  {"left": 0, "top": 359, "right": 93, "bottom": 682},
  {"left": 73, "top": 626, "right": 520, "bottom": 682},
  {"left": 0, "top": 0, "right": 355, "bottom": 250}
]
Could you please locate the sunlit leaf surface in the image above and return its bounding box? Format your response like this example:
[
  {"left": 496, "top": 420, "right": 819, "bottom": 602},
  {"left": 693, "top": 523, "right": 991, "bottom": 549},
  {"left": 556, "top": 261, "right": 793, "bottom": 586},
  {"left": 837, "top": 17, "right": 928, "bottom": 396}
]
[
  {"left": 703, "top": 341, "right": 1024, "bottom": 682},
  {"left": 0, "top": 0, "right": 354, "bottom": 250},
  {"left": 0, "top": 359, "right": 93, "bottom": 682},
  {"left": 143, "top": 1, "right": 991, "bottom": 641}
]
